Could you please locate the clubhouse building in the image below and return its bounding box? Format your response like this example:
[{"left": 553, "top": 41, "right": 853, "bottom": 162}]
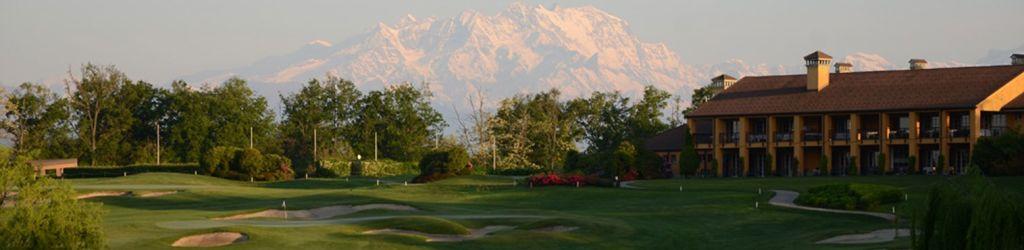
[{"left": 679, "top": 51, "right": 1024, "bottom": 177}]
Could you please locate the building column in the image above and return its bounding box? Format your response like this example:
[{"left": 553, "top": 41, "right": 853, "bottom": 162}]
[
  {"left": 850, "top": 114, "right": 861, "bottom": 175},
  {"left": 880, "top": 113, "right": 891, "bottom": 173},
  {"left": 939, "top": 110, "right": 950, "bottom": 175},
  {"left": 768, "top": 116, "right": 778, "bottom": 175},
  {"left": 794, "top": 116, "right": 804, "bottom": 176},
  {"left": 909, "top": 112, "right": 920, "bottom": 173},
  {"left": 969, "top": 108, "right": 982, "bottom": 152},
  {"left": 823, "top": 115, "right": 833, "bottom": 175},
  {"left": 739, "top": 117, "right": 750, "bottom": 176},
  {"left": 714, "top": 118, "right": 725, "bottom": 177}
]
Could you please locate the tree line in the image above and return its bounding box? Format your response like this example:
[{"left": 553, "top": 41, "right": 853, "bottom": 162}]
[{"left": 2, "top": 63, "right": 688, "bottom": 178}]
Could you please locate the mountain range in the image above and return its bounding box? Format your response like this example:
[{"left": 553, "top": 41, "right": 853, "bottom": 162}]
[{"left": 183, "top": 3, "right": 1007, "bottom": 118}]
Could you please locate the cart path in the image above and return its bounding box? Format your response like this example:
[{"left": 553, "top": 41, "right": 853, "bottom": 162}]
[{"left": 769, "top": 190, "right": 896, "bottom": 221}]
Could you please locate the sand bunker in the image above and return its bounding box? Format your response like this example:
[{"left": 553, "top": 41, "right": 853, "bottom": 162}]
[
  {"left": 816, "top": 229, "right": 910, "bottom": 244},
  {"left": 136, "top": 190, "right": 179, "bottom": 198},
  {"left": 216, "top": 204, "right": 418, "bottom": 220},
  {"left": 172, "top": 232, "right": 248, "bottom": 247},
  {"left": 76, "top": 191, "right": 131, "bottom": 199},
  {"left": 530, "top": 226, "right": 579, "bottom": 233},
  {"left": 363, "top": 225, "right": 512, "bottom": 242}
]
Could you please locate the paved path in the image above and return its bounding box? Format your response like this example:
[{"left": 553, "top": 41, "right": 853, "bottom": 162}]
[
  {"left": 816, "top": 229, "right": 910, "bottom": 244},
  {"left": 619, "top": 181, "right": 642, "bottom": 189},
  {"left": 769, "top": 190, "right": 896, "bottom": 221}
]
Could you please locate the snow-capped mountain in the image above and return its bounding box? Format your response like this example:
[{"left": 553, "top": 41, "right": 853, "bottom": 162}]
[
  {"left": 181, "top": 2, "right": 989, "bottom": 120},
  {"left": 186, "top": 3, "right": 706, "bottom": 108}
]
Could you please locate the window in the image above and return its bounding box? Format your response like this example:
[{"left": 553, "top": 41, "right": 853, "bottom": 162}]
[
  {"left": 898, "top": 116, "right": 910, "bottom": 130},
  {"left": 992, "top": 114, "right": 1007, "bottom": 127}
]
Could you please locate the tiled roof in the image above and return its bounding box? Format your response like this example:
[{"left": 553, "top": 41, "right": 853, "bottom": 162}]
[
  {"left": 643, "top": 125, "right": 688, "bottom": 152},
  {"left": 687, "top": 65, "right": 1024, "bottom": 117}
]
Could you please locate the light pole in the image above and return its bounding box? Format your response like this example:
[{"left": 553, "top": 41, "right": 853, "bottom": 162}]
[{"left": 155, "top": 122, "right": 161, "bottom": 165}]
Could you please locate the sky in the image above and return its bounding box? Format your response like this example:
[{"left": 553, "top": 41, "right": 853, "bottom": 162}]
[{"left": 2, "top": 0, "right": 1022, "bottom": 87}]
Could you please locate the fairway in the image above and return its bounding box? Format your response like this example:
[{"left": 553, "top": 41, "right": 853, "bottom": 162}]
[{"left": 64, "top": 173, "right": 1024, "bottom": 249}]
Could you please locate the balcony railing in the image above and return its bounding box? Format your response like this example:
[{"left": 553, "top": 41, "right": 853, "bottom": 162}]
[
  {"left": 775, "top": 131, "right": 793, "bottom": 142},
  {"left": 831, "top": 131, "right": 850, "bottom": 141},
  {"left": 859, "top": 130, "right": 880, "bottom": 140},
  {"left": 694, "top": 133, "right": 714, "bottom": 144},
  {"left": 889, "top": 129, "right": 910, "bottom": 139},
  {"left": 950, "top": 128, "right": 970, "bottom": 138},
  {"left": 747, "top": 133, "right": 768, "bottom": 143},
  {"left": 920, "top": 128, "right": 941, "bottom": 138},
  {"left": 802, "top": 131, "right": 823, "bottom": 141},
  {"left": 981, "top": 127, "right": 1008, "bottom": 137},
  {"left": 719, "top": 132, "right": 739, "bottom": 144}
]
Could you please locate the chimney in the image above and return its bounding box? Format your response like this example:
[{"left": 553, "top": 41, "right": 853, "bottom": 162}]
[
  {"left": 804, "top": 51, "right": 832, "bottom": 91},
  {"left": 711, "top": 74, "right": 737, "bottom": 92},
  {"left": 834, "top": 62, "right": 853, "bottom": 73},
  {"left": 1013, "top": 54, "right": 1024, "bottom": 65},
  {"left": 909, "top": 59, "right": 928, "bottom": 70}
]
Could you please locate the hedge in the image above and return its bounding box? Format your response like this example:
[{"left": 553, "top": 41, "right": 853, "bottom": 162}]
[
  {"left": 318, "top": 158, "right": 418, "bottom": 178},
  {"left": 794, "top": 183, "right": 903, "bottom": 210},
  {"left": 61, "top": 164, "right": 200, "bottom": 178}
]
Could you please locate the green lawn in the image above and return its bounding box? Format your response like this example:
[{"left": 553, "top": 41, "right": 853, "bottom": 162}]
[{"left": 65, "top": 173, "right": 1024, "bottom": 249}]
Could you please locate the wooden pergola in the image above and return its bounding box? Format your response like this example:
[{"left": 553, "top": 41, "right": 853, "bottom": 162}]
[{"left": 28, "top": 159, "right": 78, "bottom": 177}]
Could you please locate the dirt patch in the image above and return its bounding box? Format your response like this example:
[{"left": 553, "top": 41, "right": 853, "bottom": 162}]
[
  {"left": 172, "top": 232, "right": 248, "bottom": 247},
  {"left": 76, "top": 191, "right": 131, "bottom": 199},
  {"left": 530, "top": 226, "right": 579, "bottom": 233},
  {"left": 215, "top": 204, "right": 418, "bottom": 220},
  {"left": 816, "top": 229, "right": 910, "bottom": 244},
  {"left": 135, "top": 190, "right": 180, "bottom": 198},
  {"left": 363, "top": 225, "right": 512, "bottom": 242}
]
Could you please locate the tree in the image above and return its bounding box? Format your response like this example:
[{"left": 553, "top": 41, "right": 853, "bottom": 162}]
[
  {"left": 351, "top": 83, "right": 445, "bottom": 161},
  {"left": 280, "top": 75, "right": 362, "bottom": 175},
  {"left": 163, "top": 80, "right": 214, "bottom": 162},
  {"left": 678, "top": 125, "right": 700, "bottom": 178},
  {"left": 568, "top": 91, "right": 630, "bottom": 154},
  {"left": 0, "top": 83, "right": 72, "bottom": 159},
  {"left": 683, "top": 85, "right": 717, "bottom": 115},
  {"left": 970, "top": 129, "right": 1024, "bottom": 176},
  {"left": 452, "top": 89, "right": 495, "bottom": 169},
  {"left": 65, "top": 64, "right": 130, "bottom": 165},
  {"left": 0, "top": 153, "right": 106, "bottom": 249}
]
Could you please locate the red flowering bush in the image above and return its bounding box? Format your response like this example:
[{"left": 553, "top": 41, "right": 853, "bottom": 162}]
[{"left": 528, "top": 172, "right": 597, "bottom": 187}]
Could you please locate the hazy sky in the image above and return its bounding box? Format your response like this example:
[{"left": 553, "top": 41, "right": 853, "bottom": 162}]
[{"left": 2, "top": 0, "right": 1022, "bottom": 86}]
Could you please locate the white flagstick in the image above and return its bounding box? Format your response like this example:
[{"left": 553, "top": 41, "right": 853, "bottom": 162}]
[{"left": 282, "top": 201, "right": 288, "bottom": 220}]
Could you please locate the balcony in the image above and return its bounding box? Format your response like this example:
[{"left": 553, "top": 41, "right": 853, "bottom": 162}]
[
  {"left": 694, "top": 133, "right": 714, "bottom": 149},
  {"left": 949, "top": 127, "right": 970, "bottom": 143},
  {"left": 775, "top": 131, "right": 793, "bottom": 146},
  {"left": 801, "top": 131, "right": 823, "bottom": 146},
  {"left": 831, "top": 131, "right": 850, "bottom": 145},
  {"left": 889, "top": 129, "right": 910, "bottom": 144},
  {"left": 981, "top": 126, "right": 1008, "bottom": 137},
  {"left": 919, "top": 128, "right": 940, "bottom": 144},
  {"left": 859, "top": 129, "right": 880, "bottom": 144},
  {"left": 719, "top": 132, "right": 739, "bottom": 146},
  {"left": 747, "top": 133, "right": 767, "bottom": 147}
]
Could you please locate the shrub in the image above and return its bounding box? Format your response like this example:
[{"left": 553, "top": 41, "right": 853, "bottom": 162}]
[
  {"left": 411, "top": 147, "right": 470, "bottom": 183},
  {"left": 199, "top": 146, "right": 294, "bottom": 181},
  {"left": 795, "top": 183, "right": 903, "bottom": 210},
  {"left": 1, "top": 161, "right": 106, "bottom": 249},
  {"left": 527, "top": 172, "right": 599, "bottom": 187},
  {"left": 971, "top": 129, "right": 1024, "bottom": 176}
]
